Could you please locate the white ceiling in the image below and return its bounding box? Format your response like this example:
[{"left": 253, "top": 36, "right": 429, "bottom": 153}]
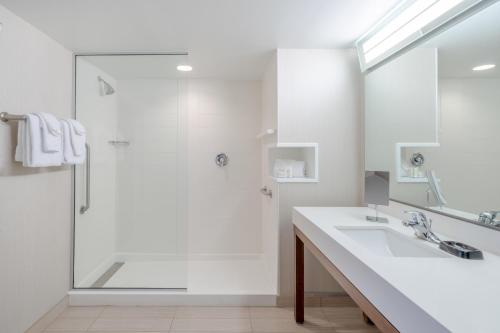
[
  {"left": 0, "top": 0, "right": 399, "bottom": 79},
  {"left": 422, "top": 1, "right": 500, "bottom": 78},
  {"left": 81, "top": 54, "right": 192, "bottom": 80}
]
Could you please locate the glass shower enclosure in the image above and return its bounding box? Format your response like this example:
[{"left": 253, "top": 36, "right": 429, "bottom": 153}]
[{"left": 73, "top": 54, "right": 188, "bottom": 289}]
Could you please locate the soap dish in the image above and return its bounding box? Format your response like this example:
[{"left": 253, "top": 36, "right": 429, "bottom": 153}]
[{"left": 439, "top": 241, "right": 483, "bottom": 260}]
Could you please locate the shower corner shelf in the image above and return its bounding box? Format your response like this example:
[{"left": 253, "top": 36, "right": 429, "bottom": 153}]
[
  {"left": 395, "top": 142, "right": 439, "bottom": 183},
  {"left": 267, "top": 142, "right": 319, "bottom": 183}
]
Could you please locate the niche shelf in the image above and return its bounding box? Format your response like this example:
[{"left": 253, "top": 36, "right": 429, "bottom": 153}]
[
  {"left": 395, "top": 142, "right": 439, "bottom": 183},
  {"left": 267, "top": 143, "right": 319, "bottom": 183}
]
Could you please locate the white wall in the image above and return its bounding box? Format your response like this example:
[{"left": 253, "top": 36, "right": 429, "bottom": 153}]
[
  {"left": 260, "top": 53, "right": 279, "bottom": 290},
  {"left": 365, "top": 47, "right": 438, "bottom": 205},
  {"left": 187, "top": 79, "right": 262, "bottom": 255},
  {"left": 275, "top": 49, "right": 364, "bottom": 298},
  {"left": 73, "top": 59, "right": 118, "bottom": 287},
  {"left": 115, "top": 79, "right": 184, "bottom": 256},
  {"left": 0, "top": 4, "right": 72, "bottom": 333}
]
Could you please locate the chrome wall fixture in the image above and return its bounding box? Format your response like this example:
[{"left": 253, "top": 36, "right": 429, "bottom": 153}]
[
  {"left": 260, "top": 186, "right": 273, "bottom": 198},
  {"left": 0, "top": 111, "right": 27, "bottom": 122},
  {"left": 215, "top": 153, "right": 228, "bottom": 167},
  {"left": 410, "top": 152, "right": 425, "bottom": 167},
  {"left": 108, "top": 140, "right": 130, "bottom": 146}
]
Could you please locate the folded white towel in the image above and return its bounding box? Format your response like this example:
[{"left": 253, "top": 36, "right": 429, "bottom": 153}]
[
  {"left": 35, "top": 112, "right": 62, "bottom": 153},
  {"left": 66, "top": 119, "right": 86, "bottom": 156},
  {"left": 273, "top": 159, "right": 294, "bottom": 178},
  {"left": 61, "top": 119, "right": 85, "bottom": 164},
  {"left": 14, "top": 120, "right": 25, "bottom": 162},
  {"left": 15, "top": 113, "right": 62, "bottom": 167},
  {"left": 273, "top": 159, "right": 306, "bottom": 178}
]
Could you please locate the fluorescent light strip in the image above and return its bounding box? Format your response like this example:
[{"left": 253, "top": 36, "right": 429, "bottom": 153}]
[
  {"left": 363, "top": 0, "right": 437, "bottom": 53},
  {"left": 363, "top": 0, "right": 464, "bottom": 64}
]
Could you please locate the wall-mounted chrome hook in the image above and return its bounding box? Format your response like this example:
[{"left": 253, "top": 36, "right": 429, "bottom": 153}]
[{"left": 215, "top": 153, "right": 229, "bottom": 167}]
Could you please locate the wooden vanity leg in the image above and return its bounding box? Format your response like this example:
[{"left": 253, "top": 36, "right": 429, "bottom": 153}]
[
  {"left": 295, "top": 232, "right": 305, "bottom": 323},
  {"left": 363, "top": 312, "right": 375, "bottom": 326}
]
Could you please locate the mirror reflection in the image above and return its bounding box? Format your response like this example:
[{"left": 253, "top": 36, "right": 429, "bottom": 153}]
[{"left": 365, "top": 2, "right": 500, "bottom": 227}]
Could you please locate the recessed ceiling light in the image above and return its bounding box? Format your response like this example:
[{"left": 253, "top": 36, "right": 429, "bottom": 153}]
[
  {"left": 177, "top": 65, "right": 193, "bottom": 72},
  {"left": 472, "top": 64, "right": 496, "bottom": 71}
]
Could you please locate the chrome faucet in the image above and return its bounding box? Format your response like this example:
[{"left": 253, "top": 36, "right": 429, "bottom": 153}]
[
  {"left": 402, "top": 211, "right": 441, "bottom": 244},
  {"left": 478, "top": 211, "right": 500, "bottom": 226}
]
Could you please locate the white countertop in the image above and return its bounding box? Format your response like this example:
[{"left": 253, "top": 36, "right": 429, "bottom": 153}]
[{"left": 293, "top": 206, "right": 500, "bottom": 333}]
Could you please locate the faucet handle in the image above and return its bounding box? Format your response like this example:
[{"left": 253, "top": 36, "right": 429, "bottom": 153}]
[
  {"left": 403, "top": 210, "right": 430, "bottom": 227},
  {"left": 404, "top": 210, "right": 423, "bottom": 220},
  {"left": 403, "top": 211, "right": 419, "bottom": 226}
]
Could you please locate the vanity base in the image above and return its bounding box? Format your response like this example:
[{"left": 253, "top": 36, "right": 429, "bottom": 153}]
[{"left": 294, "top": 226, "right": 399, "bottom": 333}]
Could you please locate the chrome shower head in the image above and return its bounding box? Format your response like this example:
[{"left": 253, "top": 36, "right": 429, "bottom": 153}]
[{"left": 98, "top": 76, "right": 115, "bottom": 96}]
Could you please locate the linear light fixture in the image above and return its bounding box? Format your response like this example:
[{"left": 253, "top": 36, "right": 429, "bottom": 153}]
[{"left": 356, "top": 0, "right": 484, "bottom": 71}]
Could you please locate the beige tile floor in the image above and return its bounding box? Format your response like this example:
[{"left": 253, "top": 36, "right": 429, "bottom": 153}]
[{"left": 43, "top": 305, "right": 381, "bottom": 333}]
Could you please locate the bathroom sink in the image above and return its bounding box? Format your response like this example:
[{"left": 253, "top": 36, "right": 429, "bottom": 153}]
[{"left": 336, "top": 227, "right": 449, "bottom": 258}]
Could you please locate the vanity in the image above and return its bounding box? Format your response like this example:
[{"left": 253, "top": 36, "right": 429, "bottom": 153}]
[{"left": 293, "top": 206, "right": 500, "bottom": 333}]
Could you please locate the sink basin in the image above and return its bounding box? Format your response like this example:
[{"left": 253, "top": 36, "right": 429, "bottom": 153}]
[{"left": 336, "top": 227, "right": 449, "bottom": 258}]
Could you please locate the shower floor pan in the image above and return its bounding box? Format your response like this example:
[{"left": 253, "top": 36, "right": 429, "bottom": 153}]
[{"left": 69, "top": 256, "right": 277, "bottom": 306}]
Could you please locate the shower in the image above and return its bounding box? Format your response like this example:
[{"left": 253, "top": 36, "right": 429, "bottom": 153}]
[
  {"left": 98, "top": 76, "right": 115, "bottom": 95},
  {"left": 73, "top": 54, "right": 277, "bottom": 299}
]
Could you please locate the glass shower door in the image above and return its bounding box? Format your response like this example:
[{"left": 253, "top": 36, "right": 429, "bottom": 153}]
[{"left": 73, "top": 54, "right": 187, "bottom": 289}]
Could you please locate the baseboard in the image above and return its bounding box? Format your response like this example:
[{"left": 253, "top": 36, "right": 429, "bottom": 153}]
[
  {"left": 277, "top": 292, "right": 356, "bottom": 307},
  {"left": 114, "top": 252, "right": 263, "bottom": 261},
  {"left": 25, "top": 296, "right": 68, "bottom": 333}
]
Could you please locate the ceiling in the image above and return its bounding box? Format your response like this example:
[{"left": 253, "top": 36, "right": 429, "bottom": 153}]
[
  {"left": 422, "top": 1, "right": 500, "bottom": 78},
  {"left": 81, "top": 54, "right": 192, "bottom": 80},
  {"left": 0, "top": 0, "right": 399, "bottom": 79}
]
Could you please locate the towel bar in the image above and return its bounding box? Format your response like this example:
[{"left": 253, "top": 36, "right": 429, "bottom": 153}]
[{"left": 0, "top": 112, "right": 27, "bottom": 122}]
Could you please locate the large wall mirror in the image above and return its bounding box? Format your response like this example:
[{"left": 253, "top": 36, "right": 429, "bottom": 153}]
[{"left": 365, "top": 1, "right": 500, "bottom": 229}]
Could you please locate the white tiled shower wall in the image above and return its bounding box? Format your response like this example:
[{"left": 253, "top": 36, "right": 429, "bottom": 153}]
[
  {"left": 186, "top": 80, "right": 262, "bottom": 255},
  {"left": 115, "top": 79, "right": 183, "bottom": 255},
  {"left": 115, "top": 79, "right": 263, "bottom": 257}
]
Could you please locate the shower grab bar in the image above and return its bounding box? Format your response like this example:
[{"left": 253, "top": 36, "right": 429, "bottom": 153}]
[{"left": 80, "top": 143, "right": 90, "bottom": 214}]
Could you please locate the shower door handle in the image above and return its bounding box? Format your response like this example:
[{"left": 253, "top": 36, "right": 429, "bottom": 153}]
[{"left": 80, "top": 143, "right": 90, "bottom": 214}]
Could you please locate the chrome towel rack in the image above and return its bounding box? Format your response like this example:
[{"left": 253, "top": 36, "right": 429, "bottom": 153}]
[
  {"left": 1, "top": 111, "right": 92, "bottom": 214},
  {"left": 0, "top": 111, "right": 27, "bottom": 122}
]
